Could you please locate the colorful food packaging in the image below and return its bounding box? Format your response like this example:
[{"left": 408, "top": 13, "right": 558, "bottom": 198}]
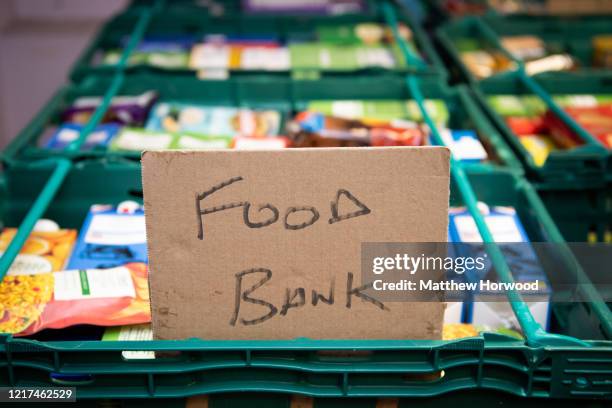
[
  {"left": 109, "top": 128, "right": 231, "bottom": 152},
  {"left": 0, "top": 223, "right": 77, "bottom": 278},
  {"left": 289, "top": 111, "right": 425, "bottom": 147},
  {"left": 66, "top": 203, "right": 147, "bottom": 270},
  {"left": 593, "top": 34, "right": 612, "bottom": 68},
  {"left": 100, "top": 35, "right": 196, "bottom": 69},
  {"left": 232, "top": 137, "right": 291, "bottom": 149},
  {"left": 103, "top": 50, "right": 190, "bottom": 70},
  {"left": 288, "top": 43, "right": 404, "bottom": 71},
  {"left": 505, "top": 116, "right": 546, "bottom": 136},
  {"left": 438, "top": 129, "right": 488, "bottom": 162},
  {"left": 145, "top": 102, "right": 281, "bottom": 138},
  {"left": 542, "top": 110, "right": 583, "bottom": 149},
  {"left": 307, "top": 99, "right": 449, "bottom": 125},
  {"left": 62, "top": 91, "right": 157, "bottom": 127},
  {"left": 518, "top": 134, "right": 557, "bottom": 167},
  {"left": 0, "top": 222, "right": 75, "bottom": 334},
  {"left": 524, "top": 54, "right": 576, "bottom": 76},
  {"left": 448, "top": 204, "right": 551, "bottom": 333},
  {"left": 45, "top": 123, "right": 120, "bottom": 150},
  {"left": 102, "top": 323, "right": 154, "bottom": 359},
  {"left": 2, "top": 262, "right": 150, "bottom": 336},
  {"left": 189, "top": 39, "right": 290, "bottom": 71},
  {"left": 443, "top": 323, "right": 522, "bottom": 340},
  {"left": 501, "top": 35, "right": 546, "bottom": 61},
  {"left": 487, "top": 95, "right": 546, "bottom": 118}
]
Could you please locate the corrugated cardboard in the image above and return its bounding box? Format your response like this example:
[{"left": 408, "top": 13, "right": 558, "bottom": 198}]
[{"left": 141, "top": 147, "right": 449, "bottom": 340}]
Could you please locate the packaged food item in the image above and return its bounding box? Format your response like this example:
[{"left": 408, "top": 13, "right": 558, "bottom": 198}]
[
  {"left": 443, "top": 323, "right": 522, "bottom": 340},
  {"left": 0, "top": 222, "right": 76, "bottom": 334},
  {"left": 460, "top": 50, "right": 497, "bottom": 79},
  {"left": 439, "top": 129, "right": 488, "bottom": 162},
  {"left": 189, "top": 35, "right": 289, "bottom": 71},
  {"left": 0, "top": 222, "right": 77, "bottom": 277},
  {"left": 289, "top": 111, "right": 425, "bottom": 147},
  {"left": 519, "top": 134, "right": 557, "bottom": 167},
  {"left": 505, "top": 116, "right": 545, "bottom": 135},
  {"left": 45, "top": 123, "right": 120, "bottom": 150},
  {"left": 289, "top": 43, "right": 404, "bottom": 71},
  {"left": 448, "top": 204, "right": 551, "bottom": 333},
  {"left": 66, "top": 203, "right": 147, "bottom": 270},
  {"left": 593, "top": 34, "right": 612, "bottom": 68},
  {"left": 0, "top": 204, "right": 152, "bottom": 337},
  {"left": 62, "top": 91, "right": 157, "bottom": 126},
  {"left": 102, "top": 323, "right": 154, "bottom": 359},
  {"left": 542, "top": 110, "right": 583, "bottom": 148},
  {"left": 487, "top": 95, "right": 546, "bottom": 118},
  {"left": 307, "top": 99, "right": 449, "bottom": 125},
  {"left": 100, "top": 35, "right": 196, "bottom": 69},
  {"left": 232, "top": 136, "right": 291, "bottom": 149},
  {"left": 524, "top": 54, "right": 576, "bottom": 76},
  {"left": 501, "top": 35, "right": 546, "bottom": 61},
  {"left": 109, "top": 128, "right": 231, "bottom": 152},
  {"left": 443, "top": 323, "right": 478, "bottom": 340},
  {"left": 145, "top": 102, "right": 281, "bottom": 138},
  {"left": 1, "top": 262, "right": 150, "bottom": 336}
]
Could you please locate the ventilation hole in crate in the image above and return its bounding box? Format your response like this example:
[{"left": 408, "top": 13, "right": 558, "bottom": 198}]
[
  {"left": 50, "top": 372, "right": 94, "bottom": 385},
  {"left": 403, "top": 370, "right": 444, "bottom": 383}
]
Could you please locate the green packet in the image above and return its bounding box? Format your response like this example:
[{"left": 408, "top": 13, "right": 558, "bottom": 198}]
[
  {"left": 487, "top": 95, "right": 547, "bottom": 117},
  {"left": 103, "top": 324, "right": 154, "bottom": 360},
  {"left": 307, "top": 99, "right": 449, "bottom": 125},
  {"left": 102, "top": 50, "right": 189, "bottom": 70},
  {"left": 552, "top": 94, "right": 612, "bottom": 107},
  {"left": 109, "top": 127, "right": 232, "bottom": 152},
  {"left": 289, "top": 43, "right": 407, "bottom": 71}
]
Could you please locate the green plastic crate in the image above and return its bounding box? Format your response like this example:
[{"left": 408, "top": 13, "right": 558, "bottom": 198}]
[
  {"left": 437, "top": 15, "right": 612, "bottom": 86},
  {"left": 69, "top": 1, "right": 445, "bottom": 82},
  {"left": 1, "top": 73, "right": 521, "bottom": 176},
  {"left": 0, "top": 157, "right": 610, "bottom": 399},
  {"left": 536, "top": 186, "right": 612, "bottom": 243},
  {"left": 469, "top": 71, "right": 607, "bottom": 188}
]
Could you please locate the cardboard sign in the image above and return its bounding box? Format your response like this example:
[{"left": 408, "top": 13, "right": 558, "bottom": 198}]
[{"left": 142, "top": 147, "right": 450, "bottom": 340}]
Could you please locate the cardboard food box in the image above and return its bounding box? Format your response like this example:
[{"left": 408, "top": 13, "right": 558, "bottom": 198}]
[{"left": 142, "top": 147, "right": 450, "bottom": 340}]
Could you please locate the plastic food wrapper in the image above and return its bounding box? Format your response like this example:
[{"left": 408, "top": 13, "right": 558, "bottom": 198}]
[
  {"left": 438, "top": 129, "right": 487, "bottom": 162},
  {"left": 45, "top": 123, "right": 120, "bottom": 150},
  {"left": 67, "top": 203, "right": 147, "bottom": 270},
  {"left": 0, "top": 224, "right": 75, "bottom": 334},
  {"left": 190, "top": 39, "right": 290, "bottom": 71},
  {"left": 103, "top": 50, "right": 190, "bottom": 70},
  {"left": 542, "top": 110, "right": 583, "bottom": 149},
  {"left": 443, "top": 323, "right": 522, "bottom": 340},
  {"left": 289, "top": 42, "right": 405, "bottom": 71},
  {"left": 232, "top": 136, "right": 290, "bottom": 149},
  {"left": 448, "top": 204, "right": 551, "bottom": 333},
  {"left": 519, "top": 134, "right": 557, "bottom": 167},
  {"left": 100, "top": 35, "right": 196, "bottom": 69},
  {"left": 307, "top": 99, "right": 449, "bottom": 125},
  {"left": 501, "top": 35, "right": 546, "bottom": 61},
  {"left": 289, "top": 111, "right": 425, "bottom": 147},
  {"left": 110, "top": 128, "right": 231, "bottom": 152},
  {"left": 103, "top": 323, "right": 154, "bottom": 360},
  {"left": 1, "top": 263, "right": 149, "bottom": 336},
  {"left": 487, "top": 95, "right": 546, "bottom": 118},
  {"left": 593, "top": 34, "right": 612, "bottom": 68},
  {"left": 505, "top": 116, "right": 545, "bottom": 136},
  {"left": 145, "top": 102, "right": 281, "bottom": 138},
  {"left": 62, "top": 91, "right": 157, "bottom": 126}
]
